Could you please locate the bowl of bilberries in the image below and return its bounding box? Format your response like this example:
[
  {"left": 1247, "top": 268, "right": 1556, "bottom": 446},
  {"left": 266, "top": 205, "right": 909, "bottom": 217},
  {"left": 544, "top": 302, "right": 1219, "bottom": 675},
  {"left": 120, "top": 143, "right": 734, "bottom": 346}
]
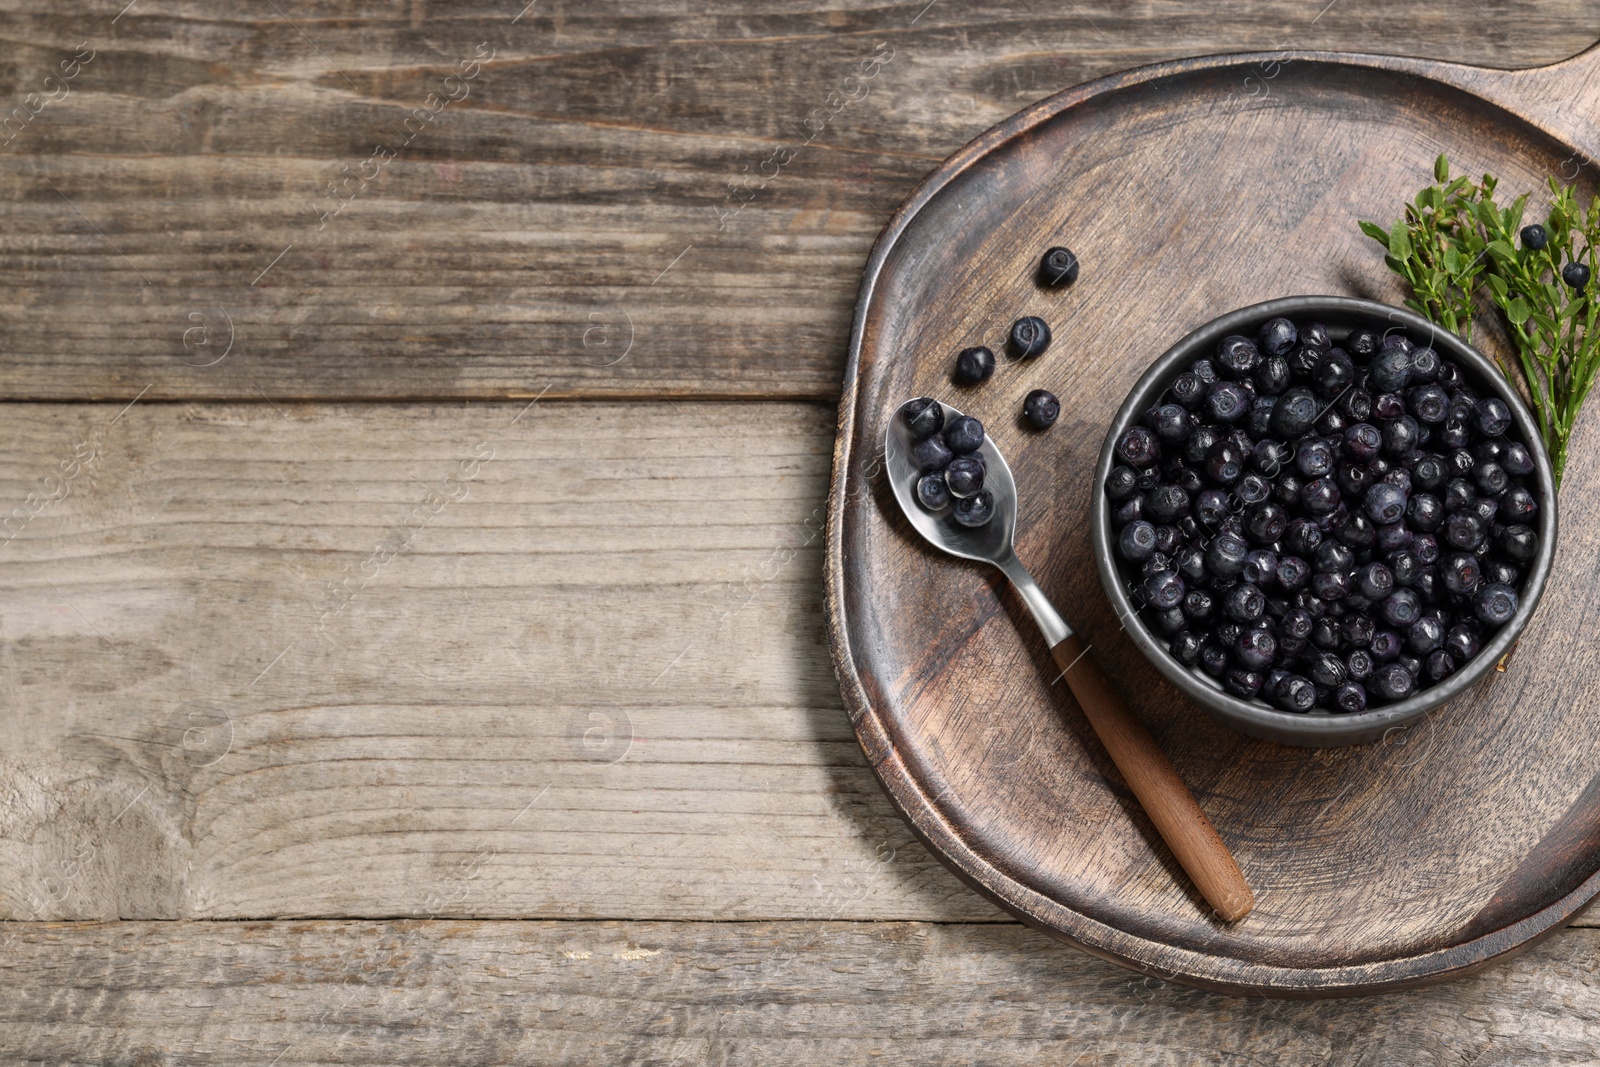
[{"left": 1091, "top": 296, "right": 1557, "bottom": 746}]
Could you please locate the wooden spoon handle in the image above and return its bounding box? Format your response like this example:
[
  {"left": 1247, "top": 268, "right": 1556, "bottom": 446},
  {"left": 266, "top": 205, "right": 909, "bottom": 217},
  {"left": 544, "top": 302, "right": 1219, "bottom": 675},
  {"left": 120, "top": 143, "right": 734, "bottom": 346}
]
[{"left": 1052, "top": 634, "right": 1254, "bottom": 922}]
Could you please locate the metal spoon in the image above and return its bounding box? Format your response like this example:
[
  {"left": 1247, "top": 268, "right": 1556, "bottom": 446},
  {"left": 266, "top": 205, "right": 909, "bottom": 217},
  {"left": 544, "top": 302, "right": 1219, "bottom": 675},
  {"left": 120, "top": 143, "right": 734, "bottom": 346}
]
[{"left": 886, "top": 398, "right": 1254, "bottom": 922}]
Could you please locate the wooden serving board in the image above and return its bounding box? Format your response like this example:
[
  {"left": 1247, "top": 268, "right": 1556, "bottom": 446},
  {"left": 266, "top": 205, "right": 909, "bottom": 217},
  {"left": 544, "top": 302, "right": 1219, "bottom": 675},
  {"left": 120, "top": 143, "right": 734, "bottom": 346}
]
[{"left": 825, "top": 43, "right": 1600, "bottom": 995}]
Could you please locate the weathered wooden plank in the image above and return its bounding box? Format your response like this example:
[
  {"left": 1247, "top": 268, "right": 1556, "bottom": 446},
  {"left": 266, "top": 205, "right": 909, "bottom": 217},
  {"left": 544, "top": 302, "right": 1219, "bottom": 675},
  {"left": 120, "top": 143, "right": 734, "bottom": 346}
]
[
  {"left": 0, "top": 398, "right": 1005, "bottom": 922},
  {"left": 2, "top": 918, "right": 1599, "bottom": 1064},
  {"left": 0, "top": 2, "right": 1594, "bottom": 400}
]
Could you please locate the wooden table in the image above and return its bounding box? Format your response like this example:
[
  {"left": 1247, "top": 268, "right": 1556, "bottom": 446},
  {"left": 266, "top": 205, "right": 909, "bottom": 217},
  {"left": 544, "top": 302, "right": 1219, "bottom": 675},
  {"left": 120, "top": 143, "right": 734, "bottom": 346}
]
[{"left": 3, "top": 2, "right": 1598, "bottom": 1061}]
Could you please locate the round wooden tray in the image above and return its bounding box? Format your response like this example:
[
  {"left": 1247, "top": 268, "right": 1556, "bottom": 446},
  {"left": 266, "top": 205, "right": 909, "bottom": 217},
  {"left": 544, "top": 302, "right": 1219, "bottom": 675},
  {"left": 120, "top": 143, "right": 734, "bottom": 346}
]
[{"left": 825, "top": 43, "right": 1600, "bottom": 995}]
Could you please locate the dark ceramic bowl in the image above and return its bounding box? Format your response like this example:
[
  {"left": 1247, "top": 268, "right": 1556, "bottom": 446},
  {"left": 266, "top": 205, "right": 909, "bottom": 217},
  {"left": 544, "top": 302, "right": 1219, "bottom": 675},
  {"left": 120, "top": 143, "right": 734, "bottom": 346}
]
[{"left": 1090, "top": 296, "right": 1558, "bottom": 747}]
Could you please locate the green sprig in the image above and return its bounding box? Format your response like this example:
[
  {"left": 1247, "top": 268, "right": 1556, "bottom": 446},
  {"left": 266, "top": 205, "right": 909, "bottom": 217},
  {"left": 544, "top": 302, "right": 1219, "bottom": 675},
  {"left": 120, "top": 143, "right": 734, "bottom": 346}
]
[
  {"left": 1360, "top": 154, "right": 1600, "bottom": 484},
  {"left": 1357, "top": 154, "right": 1495, "bottom": 341}
]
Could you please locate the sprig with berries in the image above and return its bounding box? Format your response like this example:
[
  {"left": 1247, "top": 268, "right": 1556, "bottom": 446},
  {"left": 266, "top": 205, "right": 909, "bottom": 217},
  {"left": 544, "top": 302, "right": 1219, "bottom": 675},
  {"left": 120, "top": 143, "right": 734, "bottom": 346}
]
[{"left": 1360, "top": 154, "right": 1600, "bottom": 484}]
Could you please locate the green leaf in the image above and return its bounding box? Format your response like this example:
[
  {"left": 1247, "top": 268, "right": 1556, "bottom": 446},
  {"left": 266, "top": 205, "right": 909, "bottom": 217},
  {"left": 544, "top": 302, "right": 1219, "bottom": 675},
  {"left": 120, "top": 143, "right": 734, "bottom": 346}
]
[
  {"left": 1389, "top": 219, "right": 1414, "bottom": 261},
  {"left": 1473, "top": 198, "right": 1500, "bottom": 231},
  {"left": 1358, "top": 220, "right": 1391, "bottom": 246},
  {"left": 1507, "top": 297, "right": 1532, "bottom": 326},
  {"left": 1508, "top": 194, "right": 1527, "bottom": 234},
  {"left": 1486, "top": 273, "right": 1509, "bottom": 300},
  {"left": 1434, "top": 154, "right": 1450, "bottom": 182},
  {"left": 1485, "top": 239, "right": 1518, "bottom": 264}
]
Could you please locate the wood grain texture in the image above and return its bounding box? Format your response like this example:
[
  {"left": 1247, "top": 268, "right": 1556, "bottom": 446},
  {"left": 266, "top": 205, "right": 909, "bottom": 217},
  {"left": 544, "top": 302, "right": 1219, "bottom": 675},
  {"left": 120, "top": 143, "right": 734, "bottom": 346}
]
[
  {"left": 827, "top": 45, "right": 1600, "bottom": 991},
  {"left": 0, "top": 2, "right": 1597, "bottom": 400},
  {"left": 5, "top": 919, "right": 1600, "bottom": 1064},
  {"left": 0, "top": 398, "right": 1005, "bottom": 923},
  {"left": 4, "top": 0, "right": 1600, "bottom": 1047}
]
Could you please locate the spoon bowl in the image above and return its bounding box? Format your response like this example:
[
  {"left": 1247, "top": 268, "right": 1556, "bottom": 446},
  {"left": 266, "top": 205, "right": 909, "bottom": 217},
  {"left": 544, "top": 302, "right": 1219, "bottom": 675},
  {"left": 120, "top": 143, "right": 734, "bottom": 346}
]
[{"left": 884, "top": 400, "right": 1018, "bottom": 566}]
